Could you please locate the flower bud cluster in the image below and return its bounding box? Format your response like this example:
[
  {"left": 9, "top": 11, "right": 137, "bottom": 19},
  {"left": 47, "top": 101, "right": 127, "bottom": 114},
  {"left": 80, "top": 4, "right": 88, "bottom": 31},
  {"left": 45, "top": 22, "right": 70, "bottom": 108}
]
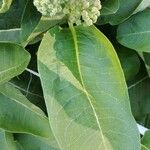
[
  {"left": 33, "top": 0, "right": 67, "bottom": 16},
  {"left": 64, "top": 0, "right": 101, "bottom": 26},
  {"left": 33, "top": 0, "right": 101, "bottom": 26}
]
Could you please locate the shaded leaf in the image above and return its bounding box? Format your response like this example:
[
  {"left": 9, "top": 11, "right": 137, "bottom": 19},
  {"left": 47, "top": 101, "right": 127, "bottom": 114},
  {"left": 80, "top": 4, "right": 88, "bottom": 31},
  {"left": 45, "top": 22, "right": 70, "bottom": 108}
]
[
  {"left": 10, "top": 70, "right": 46, "bottom": 112},
  {"left": 0, "top": 28, "right": 21, "bottom": 43},
  {"left": 16, "top": 134, "right": 59, "bottom": 150},
  {"left": 143, "top": 53, "right": 150, "bottom": 77},
  {"left": 128, "top": 77, "right": 150, "bottom": 121},
  {"left": 0, "top": 43, "right": 30, "bottom": 85},
  {"left": 0, "top": 0, "right": 27, "bottom": 29},
  {"left": 99, "top": 0, "right": 142, "bottom": 25},
  {"left": 117, "top": 9, "right": 150, "bottom": 52},
  {"left": 116, "top": 45, "right": 141, "bottom": 81},
  {"left": 0, "top": 83, "right": 51, "bottom": 137},
  {"left": 101, "top": 0, "right": 119, "bottom": 15},
  {"left": 21, "top": 0, "right": 65, "bottom": 46}
]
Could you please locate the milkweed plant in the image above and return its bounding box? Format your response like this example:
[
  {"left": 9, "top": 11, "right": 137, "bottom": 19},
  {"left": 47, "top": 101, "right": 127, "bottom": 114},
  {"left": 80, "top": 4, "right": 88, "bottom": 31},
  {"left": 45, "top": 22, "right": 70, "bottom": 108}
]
[{"left": 0, "top": 0, "right": 150, "bottom": 149}]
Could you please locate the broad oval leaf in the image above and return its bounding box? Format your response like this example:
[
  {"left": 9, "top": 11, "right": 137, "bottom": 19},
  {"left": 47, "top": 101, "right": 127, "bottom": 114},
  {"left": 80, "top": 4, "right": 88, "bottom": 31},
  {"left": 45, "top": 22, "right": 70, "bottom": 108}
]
[
  {"left": 0, "top": 42, "right": 30, "bottom": 85},
  {"left": 38, "top": 25, "right": 140, "bottom": 150},
  {"left": 0, "top": 83, "right": 51, "bottom": 137},
  {"left": 117, "top": 9, "right": 150, "bottom": 52}
]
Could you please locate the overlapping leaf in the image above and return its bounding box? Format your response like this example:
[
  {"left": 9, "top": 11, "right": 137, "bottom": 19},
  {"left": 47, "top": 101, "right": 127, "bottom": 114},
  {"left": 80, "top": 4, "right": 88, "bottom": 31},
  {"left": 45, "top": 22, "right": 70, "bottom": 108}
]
[
  {"left": 99, "top": 0, "right": 143, "bottom": 25},
  {"left": 38, "top": 25, "right": 140, "bottom": 150},
  {"left": 117, "top": 9, "right": 150, "bottom": 52},
  {"left": 21, "top": 0, "right": 65, "bottom": 46},
  {"left": 101, "top": 0, "right": 119, "bottom": 15},
  {"left": 0, "top": 83, "right": 51, "bottom": 137},
  {"left": 0, "top": 43, "right": 30, "bottom": 85},
  {"left": 16, "top": 134, "right": 59, "bottom": 150}
]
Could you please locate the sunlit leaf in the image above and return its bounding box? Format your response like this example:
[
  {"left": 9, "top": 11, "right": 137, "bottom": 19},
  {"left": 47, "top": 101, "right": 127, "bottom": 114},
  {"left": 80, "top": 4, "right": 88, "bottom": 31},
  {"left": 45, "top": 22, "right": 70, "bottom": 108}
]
[{"left": 38, "top": 25, "right": 140, "bottom": 150}]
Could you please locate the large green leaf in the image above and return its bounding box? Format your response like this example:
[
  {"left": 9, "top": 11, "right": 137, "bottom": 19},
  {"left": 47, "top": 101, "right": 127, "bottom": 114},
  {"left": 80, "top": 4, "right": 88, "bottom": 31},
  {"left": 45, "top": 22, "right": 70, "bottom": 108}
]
[
  {"left": 0, "top": 83, "right": 51, "bottom": 137},
  {"left": 117, "top": 9, "right": 150, "bottom": 52},
  {"left": 0, "top": 129, "right": 17, "bottom": 150},
  {"left": 38, "top": 25, "right": 140, "bottom": 149},
  {"left": 0, "top": 43, "right": 30, "bottom": 85}
]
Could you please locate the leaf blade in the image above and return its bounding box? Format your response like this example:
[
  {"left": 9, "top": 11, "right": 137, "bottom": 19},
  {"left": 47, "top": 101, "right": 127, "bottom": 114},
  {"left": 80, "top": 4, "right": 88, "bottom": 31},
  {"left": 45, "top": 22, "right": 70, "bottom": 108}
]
[
  {"left": 0, "top": 42, "right": 30, "bottom": 85},
  {"left": 38, "top": 25, "right": 140, "bottom": 150}
]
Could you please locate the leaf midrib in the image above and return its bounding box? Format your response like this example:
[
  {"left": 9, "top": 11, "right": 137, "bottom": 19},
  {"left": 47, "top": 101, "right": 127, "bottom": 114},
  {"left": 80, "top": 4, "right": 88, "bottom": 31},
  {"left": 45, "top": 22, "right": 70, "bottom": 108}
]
[{"left": 69, "top": 24, "right": 108, "bottom": 150}]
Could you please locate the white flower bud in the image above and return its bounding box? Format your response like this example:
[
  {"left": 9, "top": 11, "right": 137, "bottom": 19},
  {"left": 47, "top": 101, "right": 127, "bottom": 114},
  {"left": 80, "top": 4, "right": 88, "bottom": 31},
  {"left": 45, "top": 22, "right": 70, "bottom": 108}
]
[{"left": 33, "top": 0, "right": 102, "bottom": 26}]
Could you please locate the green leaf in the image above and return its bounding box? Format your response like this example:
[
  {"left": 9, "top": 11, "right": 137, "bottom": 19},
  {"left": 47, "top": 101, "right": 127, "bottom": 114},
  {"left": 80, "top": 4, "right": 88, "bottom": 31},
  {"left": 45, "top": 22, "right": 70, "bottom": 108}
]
[
  {"left": 0, "top": 129, "right": 17, "bottom": 150},
  {"left": 116, "top": 45, "right": 141, "bottom": 81},
  {"left": 10, "top": 70, "right": 46, "bottom": 112},
  {"left": 0, "top": 0, "right": 27, "bottom": 29},
  {"left": 101, "top": 0, "right": 119, "bottom": 15},
  {"left": 21, "top": 0, "right": 65, "bottom": 46},
  {"left": 141, "top": 144, "right": 149, "bottom": 150},
  {"left": 0, "top": 0, "right": 27, "bottom": 43},
  {"left": 133, "top": 0, "right": 150, "bottom": 14},
  {"left": 16, "top": 134, "right": 59, "bottom": 150},
  {"left": 0, "top": 43, "right": 30, "bottom": 85},
  {"left": 141, "top": 131, "right": 150, "bottom": 149},
  {"left": 143, "top": 53, "right": 150, "bottom": 77},
  {"left": 0, "top": 28, "right": 21, "bottom": 43},
  {"left": 0, "top": 0, "right": 13, "bottom": 13},
  {"left": 117, "top": 9, "right": 150, "bottom": 52},
  {"left": 128, "top": 76, "right": 150, "bottom": 121},
  {"left": 0, "top": 83, "right": 51, "bottom": 137},
  {"left": 99, "top": 0, "right": 143, "bottom": 25},
  {"left": 38, "top": 25, "right": 140, "bottom": 149},
  {"left": 20, "top": 0, "right": 41, "bottom": 44}
]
